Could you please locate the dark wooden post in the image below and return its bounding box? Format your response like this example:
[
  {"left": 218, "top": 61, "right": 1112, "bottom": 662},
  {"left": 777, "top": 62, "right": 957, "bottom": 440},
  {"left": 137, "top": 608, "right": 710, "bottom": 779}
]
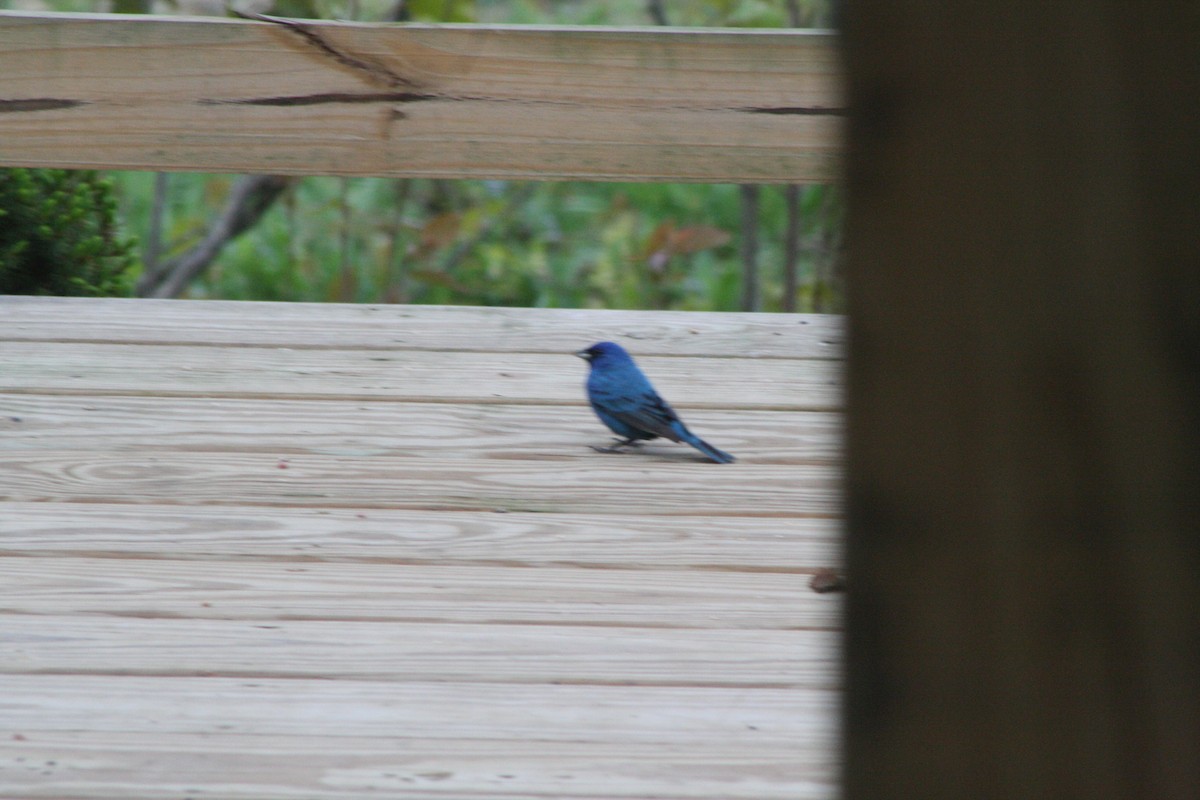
[{"left": 841, "top": 3, "right": 1200, "bottom": 799}]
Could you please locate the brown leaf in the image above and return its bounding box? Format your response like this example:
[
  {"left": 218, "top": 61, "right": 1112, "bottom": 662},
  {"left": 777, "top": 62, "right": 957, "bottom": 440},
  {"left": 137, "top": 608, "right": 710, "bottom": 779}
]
[
  {"left": 670, "top": 225, "right": 731, "bottom": 254},
  {"left": 420, "top": 212, "right": 462, "bottom": 249},
  {"left": 640, "top": 221, "right": 675, "bottom": 262},
  {"left": 809, "top": 568, "right": 846, "bottom": 593}
]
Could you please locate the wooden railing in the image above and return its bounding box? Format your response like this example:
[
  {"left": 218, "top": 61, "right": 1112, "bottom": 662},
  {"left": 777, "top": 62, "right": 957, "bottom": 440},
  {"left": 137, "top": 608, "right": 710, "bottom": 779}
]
[{"left": 0, "top": 10, "right": 841, "bottom": 182}]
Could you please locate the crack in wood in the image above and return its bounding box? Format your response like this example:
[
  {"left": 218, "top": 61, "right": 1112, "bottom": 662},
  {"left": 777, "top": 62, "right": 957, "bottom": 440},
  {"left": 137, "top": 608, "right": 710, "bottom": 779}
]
[
  {"left": 200, "top": 91, "right": 841, "bottom": 117},
  {"left": 203, "top": 92, "right": 437, "bottom": 107},
  {"left": 234, "top": 10, "right": 422, "bottom": 91},
  {"left": 0, "top": 98, "right": 85, "bottom": 113},
  {"left": 742, "top": 106, "right": 846, "bottom": 116}
]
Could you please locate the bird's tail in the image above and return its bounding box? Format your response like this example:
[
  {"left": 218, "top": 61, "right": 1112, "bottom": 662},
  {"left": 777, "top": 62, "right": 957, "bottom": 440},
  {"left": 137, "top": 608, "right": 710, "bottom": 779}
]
[{"left": 683, "top": 433, "right": 736, "bottom": 464}]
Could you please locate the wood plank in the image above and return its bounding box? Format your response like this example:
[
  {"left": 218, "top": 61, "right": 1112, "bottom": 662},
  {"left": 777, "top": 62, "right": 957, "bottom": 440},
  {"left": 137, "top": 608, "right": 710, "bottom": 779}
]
[
  {"left": 0, "top": 731, "right": 836, "bottom": 800},
  {"left": 0, "top": 555, "right": 840, "bottom": 630},
  {"left": 0, "top": 394, "right": 842, "bottom": 465},
  {"left": 0, "top": 615, "right": 835, "bottom": 687},
  {"left": 0, "top": 297, "right": 846, "bottom": 360},
  {"left": 0, "top": 342, "right": 840, "bottom": 410},
  {"left": 0, "top": 12, "right": 842, "bottom": 182},
  {"left": 0, "top": 672, "right": 833, "bottom": 747},
  {"left": 0, "top": 677, "right": 837, "bottom": 800},
  {"left": 0, "top": 502, "right": 840, "bottom": 571},
  {"left": 0, "top": 451, "right": 838, "bottom": 515}
]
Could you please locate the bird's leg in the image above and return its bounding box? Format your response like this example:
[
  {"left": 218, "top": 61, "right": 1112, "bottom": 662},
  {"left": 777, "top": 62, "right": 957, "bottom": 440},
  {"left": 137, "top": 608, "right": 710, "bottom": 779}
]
[{"left": 589, "top": 438, "right": 643, "bottom": 454}]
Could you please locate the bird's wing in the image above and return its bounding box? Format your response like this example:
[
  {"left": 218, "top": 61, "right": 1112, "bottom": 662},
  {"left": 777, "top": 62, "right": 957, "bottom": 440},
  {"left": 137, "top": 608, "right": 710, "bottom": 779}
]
[{"left": 606, "top": 391, "right": 686, "bottom": 442}]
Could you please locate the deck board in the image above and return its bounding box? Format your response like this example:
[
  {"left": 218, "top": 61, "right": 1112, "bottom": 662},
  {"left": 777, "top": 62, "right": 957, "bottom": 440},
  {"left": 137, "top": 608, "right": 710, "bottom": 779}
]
[
  {"left": 0, "top": 297, "right": 846, "bottom": 359},
  {"left": 1, "top": 677, "right": 836, "bottom": 800},
  {"left": 0, "top": 342, "right": 840, "bottom": 409},
  {"left": 0, "top": 503, "right": 839, "bottom": 570},
  {"left": 0, "top": 616, "right": 837, "bottom": 687},
  {"left": 0, "top": 556, "right": 839, "bottom": 629},
  {"left": 0, "top": 296, "right": 842, "bottom": 800},
  {"left": 0, "top": 395, "right": 842, "bottom": 462},
  {"left": 0, "top": 451, "right": 839, "bottom": 514}
]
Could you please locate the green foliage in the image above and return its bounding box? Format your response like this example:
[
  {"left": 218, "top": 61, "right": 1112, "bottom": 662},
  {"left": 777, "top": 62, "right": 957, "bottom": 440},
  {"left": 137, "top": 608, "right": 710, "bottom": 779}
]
[
  {"left": 0, "top": 169, "right": 136, "bottom": 297},
  {"left": 119, "top": 173, "right": 841, "bottom": 311},
  {"left": 406, "top": 0, "right": 478, "bottom": 23}
]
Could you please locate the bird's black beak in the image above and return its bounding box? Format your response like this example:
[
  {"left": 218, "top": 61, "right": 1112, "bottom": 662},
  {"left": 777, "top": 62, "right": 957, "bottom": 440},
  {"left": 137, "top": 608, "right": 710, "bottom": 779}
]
[{"left": 574, "top": 349, "right": 591, "bottom": 361}]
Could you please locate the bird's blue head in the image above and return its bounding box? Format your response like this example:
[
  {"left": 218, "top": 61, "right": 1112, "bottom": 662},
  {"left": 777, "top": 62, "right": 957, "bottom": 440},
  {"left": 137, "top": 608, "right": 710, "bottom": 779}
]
[{"left": 575, "top": 341, "right": 632, "bottom": 368}]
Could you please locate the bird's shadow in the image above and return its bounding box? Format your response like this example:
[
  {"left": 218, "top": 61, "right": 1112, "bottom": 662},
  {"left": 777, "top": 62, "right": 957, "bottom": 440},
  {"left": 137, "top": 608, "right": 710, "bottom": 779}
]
[{"left": 585, "top": 442, "right": 720, "bottom": 464}]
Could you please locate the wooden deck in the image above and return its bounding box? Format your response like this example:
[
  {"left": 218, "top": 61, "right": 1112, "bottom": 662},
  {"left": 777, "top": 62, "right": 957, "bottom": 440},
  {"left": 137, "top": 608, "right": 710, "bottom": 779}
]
[{"left": 0, "top": 296, "right": 843, "bottom": 800}]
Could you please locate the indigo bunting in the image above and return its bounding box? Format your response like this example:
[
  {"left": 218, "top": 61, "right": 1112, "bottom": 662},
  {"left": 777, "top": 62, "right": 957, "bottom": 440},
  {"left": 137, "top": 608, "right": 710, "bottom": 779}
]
[{"left": 575, "top": 341, "right": 735, "bottom": 464}]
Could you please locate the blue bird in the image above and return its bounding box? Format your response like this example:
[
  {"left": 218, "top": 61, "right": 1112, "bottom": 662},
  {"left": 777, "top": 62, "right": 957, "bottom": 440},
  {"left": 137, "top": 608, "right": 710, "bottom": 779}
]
[{"left": 575, "top": 341, "right": 735, "bottom": 464}]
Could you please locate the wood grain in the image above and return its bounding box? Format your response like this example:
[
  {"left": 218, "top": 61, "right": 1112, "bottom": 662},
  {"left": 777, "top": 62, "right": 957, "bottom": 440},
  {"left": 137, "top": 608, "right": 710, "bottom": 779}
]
[
  {"left": 0, "top": 555, "right": 840, "bottom": 630},
  {"left": 0, "top": 11, "right": 841, "bottom": 182},
  {"left": 0, "top": 731, "right": 835, "bottom": 800},
  {"left": 0, "top": 394, "right": 842, "bottom": 465},
  {"left": 0, "top": 615, "right": 836, "bottom": 687},
  {"left": 0, "top": 676, "right": 837, "bottom": 800},
  {"left": 0, "top": 673, "right": 832, "bottom": 747},
  {"left": 0, "top": 341, "right": 841, "bottom": 409},
  {"left": 0, "top": 296, "right": 846, "bottom": 360},
  {"left": 0, "top": 502, "right": 840, "bottom": 570},
  {"left": 0, "top": 451, "right": 839, "bottom": 515}
]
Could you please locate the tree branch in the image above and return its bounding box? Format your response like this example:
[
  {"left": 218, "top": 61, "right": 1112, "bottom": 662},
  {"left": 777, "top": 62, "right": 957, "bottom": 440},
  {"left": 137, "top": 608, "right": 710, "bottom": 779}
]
[
  {"left": 139, "top": 172, "right": 170, "bottom": 284},
  {"left": 137, "top": 174, "right": 292, "bottom": 298}
]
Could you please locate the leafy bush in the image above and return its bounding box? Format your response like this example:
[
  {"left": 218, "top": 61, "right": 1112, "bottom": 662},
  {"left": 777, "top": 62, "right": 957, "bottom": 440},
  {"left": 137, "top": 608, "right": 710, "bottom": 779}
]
[
  {"left": 125, "top": 174, "right": 841, "bottom": 312},
  {"left": 0, "top": 168, "right": 136, "bottom": 297}
]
